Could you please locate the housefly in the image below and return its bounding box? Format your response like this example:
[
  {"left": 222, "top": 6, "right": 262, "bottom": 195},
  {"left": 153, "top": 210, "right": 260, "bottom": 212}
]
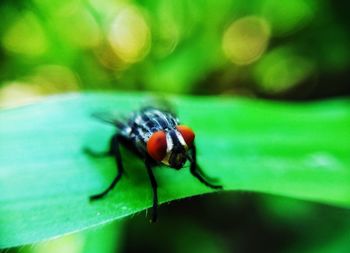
[{"left": 85, "top": 106, "right": 222, "bottom": 222}]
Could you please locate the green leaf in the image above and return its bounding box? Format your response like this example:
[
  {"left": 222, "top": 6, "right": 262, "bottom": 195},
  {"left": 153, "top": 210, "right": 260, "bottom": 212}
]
[
  {"left": 0, "top": 92, "right": 349, "bottom": 248},
  {"left": 19, "top": 220, "right": 122, "bottom": 253}
]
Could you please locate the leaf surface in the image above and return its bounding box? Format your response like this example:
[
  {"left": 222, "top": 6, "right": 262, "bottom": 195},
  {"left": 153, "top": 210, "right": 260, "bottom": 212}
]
[{"left": 1, "top": 92, "right": 349, "bottom": 248}]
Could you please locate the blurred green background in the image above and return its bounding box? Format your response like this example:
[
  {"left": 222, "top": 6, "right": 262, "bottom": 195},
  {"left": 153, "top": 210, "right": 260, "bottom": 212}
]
[
  {"left": 1, "top": 0, "right": 349, "bottom": 107},
  {"left": 1, "top": 0, "right": 350, "bottom": 252}
]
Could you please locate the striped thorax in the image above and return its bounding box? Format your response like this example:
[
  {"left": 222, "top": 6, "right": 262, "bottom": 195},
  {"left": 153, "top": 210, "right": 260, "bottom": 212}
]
[{"left": 119, "top": 107, "right": 195, "bottom": 169}]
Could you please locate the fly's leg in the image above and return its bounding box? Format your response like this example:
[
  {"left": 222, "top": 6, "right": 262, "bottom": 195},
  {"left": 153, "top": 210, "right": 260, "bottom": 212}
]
[
  {"left": 83, "top": 147, "right": 110, "bottom": 158},
  {"left": 189, "top": 144, "right": 223, "bottom": 190},
  {"left": 83, "top": 135, "right": 116, "bottom": 158},
  {"left": 145, "top": 159, "right": 158, "bottom": 223},
  {"left": 90, "top": 134, "right": 124, "bottom": 201}
]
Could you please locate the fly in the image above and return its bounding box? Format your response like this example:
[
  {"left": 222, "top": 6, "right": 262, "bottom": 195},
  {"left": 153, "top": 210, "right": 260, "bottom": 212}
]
[{"left": 85, "top": 106, "right": 222, "bottom": 222}]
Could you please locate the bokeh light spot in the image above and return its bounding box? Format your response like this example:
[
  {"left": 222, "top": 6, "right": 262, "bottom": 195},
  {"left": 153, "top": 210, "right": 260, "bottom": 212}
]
[
  {"left": 108, "top": 7, "right": 151, "bottom": 63},
  {"left": 54, "top": 2, "right": 101, "bottom": 49},
  {"left": 261, "top": 0, "right": 314, "bottom": 36},
  {"left": 222, "top": 16, "right": 270, "bottom": 65},
  {"left": 31, "top": 234, "right": 84, "bottom": 253},
  {"left": 2, "top": 12, "right": 48, "bottom": 56},
  {"left": 0, "top": 82, "right": 42, "bottom": 108},
  {"left": 28, "top": 65, "right": 80, "bottom": 92},
  {"left": 254, "top": 47, "right": 315, "bottom": 94},
  {"left": 0, "top": 65, "right": 79, "bottom": 107}
]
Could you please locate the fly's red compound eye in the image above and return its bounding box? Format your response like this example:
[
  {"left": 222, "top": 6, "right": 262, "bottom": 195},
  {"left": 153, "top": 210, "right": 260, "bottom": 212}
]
[
  {"left": 147, "top": 131, "right": 167, "bottom": 161},
  {"left": 176, "top": 125, "right": 195, "bottom": 147}
]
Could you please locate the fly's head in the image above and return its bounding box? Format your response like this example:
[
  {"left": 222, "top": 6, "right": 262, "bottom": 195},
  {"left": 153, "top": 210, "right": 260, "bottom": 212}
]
[{"left": 146, "top": 125, "right": 195, "bottom": 169}]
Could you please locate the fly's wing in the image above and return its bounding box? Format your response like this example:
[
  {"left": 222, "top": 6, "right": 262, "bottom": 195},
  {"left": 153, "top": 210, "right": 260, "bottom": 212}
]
[
  {"left": 141, "top": 97, "right": 177, "bottom": 117},
  {"left": 91, "top": 111, "right": 129, "bottom": 130}
]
